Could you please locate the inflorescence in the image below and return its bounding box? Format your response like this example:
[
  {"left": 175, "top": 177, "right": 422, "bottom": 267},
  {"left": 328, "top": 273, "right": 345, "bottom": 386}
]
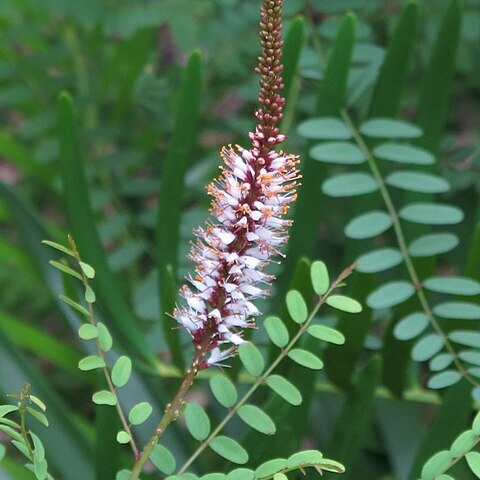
[{"left": 173, "top": 0, "right": 300, "bottom": 368}]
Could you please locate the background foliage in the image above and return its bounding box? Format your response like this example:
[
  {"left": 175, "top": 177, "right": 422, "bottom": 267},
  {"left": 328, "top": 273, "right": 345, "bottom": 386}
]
[{"left": 1, "top": 0, "right": 480, "bottom": 479}]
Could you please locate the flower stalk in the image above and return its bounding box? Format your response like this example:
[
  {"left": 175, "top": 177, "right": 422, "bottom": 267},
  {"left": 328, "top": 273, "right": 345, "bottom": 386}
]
[{"left": 130, "top": 1, "right": 299, "bottom": 477}]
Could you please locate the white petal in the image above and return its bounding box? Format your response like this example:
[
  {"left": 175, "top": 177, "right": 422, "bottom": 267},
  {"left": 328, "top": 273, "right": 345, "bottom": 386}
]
[
  {"left": 240, "top": 284, "right": 263, "bottom": 297},
  {"left": 186, "top": 296, "right": 205, "bottom": 313},
  {"left": 226, "top": 252, "right": 239, "bottom": 263},
  {"left": 217, "top": 230, "right": 236, "bottom": 245},
  {"left": 250, "top": 210, "right": 262, "bottom": 221},
  {"left": 240, "top": 255, "right": 262, "bottom": 269}
]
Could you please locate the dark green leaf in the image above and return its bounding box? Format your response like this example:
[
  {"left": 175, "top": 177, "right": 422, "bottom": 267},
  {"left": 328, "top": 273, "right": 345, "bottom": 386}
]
[
  {"left": 58, "top": 92, "right": 153, "bottom": 365},
  {"left": 356, "top": 248, "right": 403, "bottom": 273},
  {"left": 128, "top": 402, "right": 152, "bottom": 425},
  {"left": 345, "top": 211, "right": 392, "bottom": 239},
  {"left": 307, "top": 325, "right": 345, "bottom": 345},
  {"left": 287, "top": 349, "right": 323, "bottom": 370},
  {"left": 322, "top": 173, "right": 378, "bottom": 197},
  {"left": 97, "top": 322, "right": 113, "bottom": 352},
  {"left": 449, "top": 331, "right": 480, "bottom": 348},
  {"left": 201, "top": 474, "right": 226, "bottom": 480},
  {"left": 399, "top": 203, "right": 464, "bottom": 225},
  {"left": 327, "top": 295, "right": 362, "bottom": 313},
  {"left": 78, "top": 355, "right": 105, "bottom": 371},
  {"left": 209, "top": 436, "right": 248, "bottom": 464},
  {"left": 41, "top": 240, "right": 74, "bottom": 257},
  {"left": 26, "top": 407, "right": 48, "bottom": 427},
  {"left": 359, "top": 118, "right": 422, "bottom": 138},
  {"left": 286, "top": 290, "right": 308, "bottom": 324},
  {"left": 433, "top": 302, "right": 480, "bottom": 320},
  {"left": 151, "top": 444, "right": 176, "bottom": 475},
  {"left": 367, "top": 281, "right": 415, "bottom": 309},
  {"left": 421, "top": 451, "right": 453, "bottom": 479},
  {"left": 111, "top": 356, "right": 132, "bottom": 388},
  {"left": 415, "top": 0, "right": 462, "bottom": 155},
  {"left": 317, "top": 459, "right": 345, "bottom": 473},
  {"left": 92, "top": 391, "right": 117, "bottom": 406},
  {"left": 466, "top": 452, "right": 480, "bottom": 478},
  {"left": 310, "top": 260, "right": 329, "bottom": 295},
  {"left": 427, "top": 371, "right": 462, "bottom": 389},
  {"left": 184, "top": 403, "right": 210, "bottom": 441},
  {"left": 116, "top": 431, "right": 131, "bottom": 444},
  {"left": 459, "top": 351, "right": 480, "bottom": 366},
  {"left": 209, "top": 374, "right": 237, "bottom": 408},
  {"left": 286, "top": 450, "right": 323, "bottom": 469},
  {"left": 264, "top": 316, "right": 290, "bottom": 348},
  {"left": 297, "top": 118, "right": 352, "bottom": 140},
  {"left": 310, "top": 142, "right": 365, "bottom": 164},
  {"left": 237, "top": 405, "right": 276, "bottom": 435},
  {"left": 79, "top": 261, "right": 95, "bottom": 279},
  {"left": 409, "top": 233, "right": 459, "bottom": 257},
  {"left": 59, "top": 295, "right": 89, "bottom": 318},
  {"left": 430, "top": 353, "right": 454, "bottom": 372},
  {"left": 255, "top": 459, "right": 286, "bottom": 479},
  {"left": 450, "top": 430, "right": 476, "bottom": 458},
  {"left": 282, "top": 16, "right": 305, "bottom": 108},
  {"left": 266, "top": 375, "right": 302, "bottom": 406},
  {"left": 368, "top": 1, "right": 419, "bottom": 117},
  {"left": 0, "top": 405, "right": 19, "bottom": 417},
  {"left": 373, "top": 143, "right": 435, "bottom": 165},
  {"left": 239, "top": 343, "right": 264, "bottom": 377},
  {"left": 84, "top": 285, "right": 96, "bottom": 303},
  {"left": 474, "top": 411, "right": 480, "bottom": 435},
  {"left": 411, "top": 334, "right": 444, "bottom": 362},
  {"left": 393, "top": 313, "right": 429, "bottom": 340},
  {"left": 423, "top": 277, "right": 480, "bottom": 296},
  {"left": 49, "top": 260, "right": 82, "bottom": 281},
  {"left": 225, "top": 468, "right": 255, "bottom": 480},
  {"left": 157, "top": 52, "right": 203, "bottom": 371},
  {"left": 386, "top": 171, "right": 449, "bottom": 193}
]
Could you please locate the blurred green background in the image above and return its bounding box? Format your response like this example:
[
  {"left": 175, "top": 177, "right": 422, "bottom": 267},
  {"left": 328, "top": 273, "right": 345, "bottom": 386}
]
[{"left": 1, "top": 0, "right": 480, "bottom": 479}]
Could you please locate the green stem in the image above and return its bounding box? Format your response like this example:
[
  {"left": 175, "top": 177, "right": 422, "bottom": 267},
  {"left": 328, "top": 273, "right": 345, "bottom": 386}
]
[
  {"left": 69, "top": 236, "right": 139, "bottom": 457},
  {"left": 19, "top": 384, "right": 34, "bottom": 461},
  {"left": 128, "top": 334, "right": 212, "bottom": 480},
  {"left": 177, "top": 263, "right": 357, "bottom": 474},
  {"left": 341, "top": 108, "right": 480, "bottom": 388}
]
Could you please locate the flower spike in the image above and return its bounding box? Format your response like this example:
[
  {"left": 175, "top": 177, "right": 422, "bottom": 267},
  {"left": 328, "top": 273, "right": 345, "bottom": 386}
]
[{"left": 173, "top": 0, "right": 299, "bottom": 368}]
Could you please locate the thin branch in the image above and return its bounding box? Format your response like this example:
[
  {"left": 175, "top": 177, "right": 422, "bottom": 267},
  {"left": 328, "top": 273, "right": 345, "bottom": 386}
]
[
  {"left": 68, "top": 236, "right": 140, "bottom": 457},
  {"left": 341, "top": 108, "right": 480, "bottom": 388},
  {"left": 177, "top": 263, "right": 357, "bottom": 474}
]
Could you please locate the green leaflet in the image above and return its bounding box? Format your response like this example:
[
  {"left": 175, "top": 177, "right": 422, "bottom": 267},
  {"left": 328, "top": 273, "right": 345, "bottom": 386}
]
[
  {"left": 151, "top": 444, "right": 176, "bottom": 475},
  {"left": 285, "top": 290, "right": 308, "bottom": 324},
  {"left": 128, "top": 402, "right": 153, "bottom": 425},
  {"left": 264, "top": 316, "right": 290, "bottom": 348},
  {"left": 209, "top": 436, "right": 248, "bottom": 465},
  {"left": 209, "top": 374, "right": 237, "bottom": 408},
  {"left": 239, "top": 343, "right": 265, "bottom": 377},
  {"left": 237, "top": 405, "right": 276, "bottom": 436},
  {"left": 111, "top": 356, "right": 132, "bottom": 388},
  {"left": 265, "top": 375, "right": 302, "bottom": 406},
  {"left": 184, "top": 403, "right": 211, "bottom": 441}
]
